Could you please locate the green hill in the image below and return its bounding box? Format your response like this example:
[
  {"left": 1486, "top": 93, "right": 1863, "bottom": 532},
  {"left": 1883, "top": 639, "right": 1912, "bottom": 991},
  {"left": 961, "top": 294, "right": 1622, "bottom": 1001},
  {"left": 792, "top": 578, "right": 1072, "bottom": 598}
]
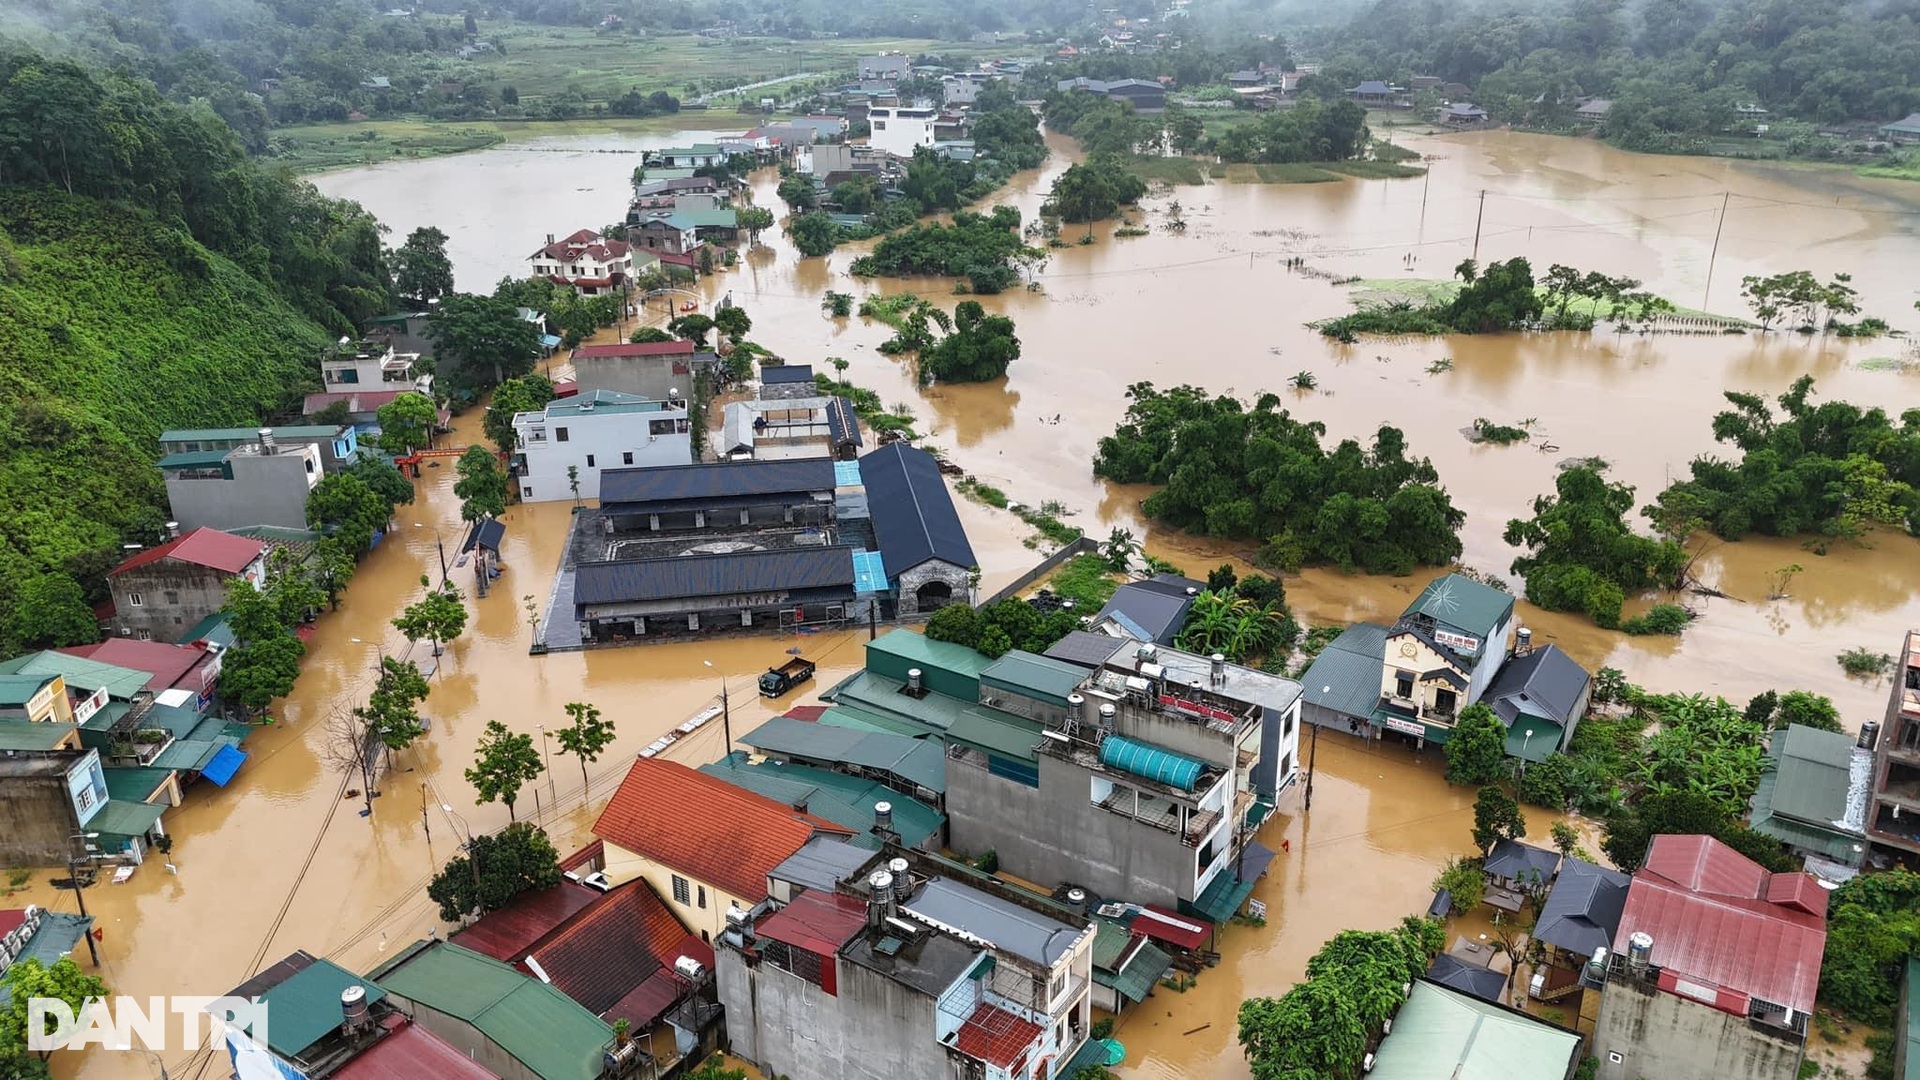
[{"left": 0, "top": 191, "right": 334, "bottom": 646}]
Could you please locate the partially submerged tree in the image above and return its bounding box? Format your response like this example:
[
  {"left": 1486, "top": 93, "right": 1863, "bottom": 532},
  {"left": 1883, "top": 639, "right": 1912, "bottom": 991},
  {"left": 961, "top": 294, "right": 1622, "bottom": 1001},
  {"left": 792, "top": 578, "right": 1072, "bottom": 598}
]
[
  {"left": 466, "top": 719, "right": 544, "bottom": 821},
  {"left": 554, "top": 701, "right": 616, "bottom": 795},
  {"left": 1445, "top": 704, "right": 1510, "bottom": 786},
  {"left": 426, "top": 821, "right": 563, "bottom": 922},
  {"left": 394, "top": 575, "right": 468, "bottom": 657},
  {"left": 453, "top": 445, "right": 509, "bottom": 523},
  {"left": 1471, "top": 785, "right": 1527, "bottom": 855}
]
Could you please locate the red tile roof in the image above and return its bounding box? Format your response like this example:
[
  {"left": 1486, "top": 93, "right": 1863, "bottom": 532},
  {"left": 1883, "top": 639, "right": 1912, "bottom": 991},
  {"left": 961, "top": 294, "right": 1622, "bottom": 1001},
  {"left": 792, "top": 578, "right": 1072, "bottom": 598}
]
[
  {"left": 954, "top": 1002, "right": 1042, "bottom": 1070},
  {"left": 449, "top": 881, "right": 601, "bottom": 963},
  {"left": 0, "top": 910, "right": 27, "bottom": 939},
  {"left": 756, "top": 889, "right": 869, "bottom": 957},
  {"left": 525, "top": 878, "right": 705, "bottom": 1021},
  {"left": 1134, "top": 905, "right": 1211, "bottom": 950},
  {"left": 560, "top": 839, "right": 603, "bottom": 873},
  {"left": 570, "top": 340, "right": 695, "bottom": 360},
  {"left": 110, "top": 527, "right": 266, "bottom": 576},
  {"left": 63, "top": 639, "right": 216, "bottom": 692},
  {"left": 593, "top": 758, "right": 850, "bottom": 901},
  {"left": 332, "top": 1015, "right": 500, "bottom": 1080},
  {"left": 1615, "top": 835, "right": 1828, "bottom": 1014}
]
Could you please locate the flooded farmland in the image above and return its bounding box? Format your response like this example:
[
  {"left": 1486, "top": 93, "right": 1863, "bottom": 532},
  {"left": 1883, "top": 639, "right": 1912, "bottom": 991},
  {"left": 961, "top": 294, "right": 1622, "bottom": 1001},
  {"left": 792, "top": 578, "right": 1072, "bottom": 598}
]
[{"left": 26, "top": 125, "right": 1917, "bottom": 1080}]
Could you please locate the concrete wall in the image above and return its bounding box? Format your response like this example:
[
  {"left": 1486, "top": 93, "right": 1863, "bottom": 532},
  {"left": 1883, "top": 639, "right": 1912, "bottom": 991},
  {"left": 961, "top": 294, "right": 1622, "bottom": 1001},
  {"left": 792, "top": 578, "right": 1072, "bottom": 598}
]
[
  {"left": 947, "top": 752, "right": 1192, "bottom": 907},
  {"left": 868, "top": 109, "right": 937, "bottom": 157},
  {"left": 717, "top": 946, "right": 966, "bottom": 1080},
  {"left": 0, "top": 770, "right": 78, "bottom": 866},
  {"left": 164, "top": 445, "right": 320, "bottom": 532},
  {"left": 601, "top": 839, "right": 751, "bottom": 943},
  {"left": 1110, "top": 699, "right": 1241, "bottom": 771},
  {"left": 1593, "top": 977, "right": 1805, "bottom": 1080},
  {"left": 976, "top": 537, "right": 1099, "bottom": 607},
  {"left": 111, "top": 560, "right": 256, "bottom": 643},
  {"left": 573, "top": 356, "right": 705, "bottom": 402},
  {"left": 514, "top": 408, "right": 692, "bottom": 502}
]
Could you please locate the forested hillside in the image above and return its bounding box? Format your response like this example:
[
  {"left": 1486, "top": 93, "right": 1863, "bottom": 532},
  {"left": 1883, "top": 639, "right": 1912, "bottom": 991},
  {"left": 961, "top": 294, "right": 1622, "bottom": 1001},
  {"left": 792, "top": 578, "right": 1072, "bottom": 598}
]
[{"left": 0, "top": 44, "right": 390, "bottom": 652}]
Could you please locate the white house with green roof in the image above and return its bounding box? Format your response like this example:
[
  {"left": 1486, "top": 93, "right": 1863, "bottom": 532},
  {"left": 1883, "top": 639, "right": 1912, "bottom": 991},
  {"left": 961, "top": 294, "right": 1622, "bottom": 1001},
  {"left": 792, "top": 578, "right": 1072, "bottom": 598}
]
[
  {"left": 511, "top": 389, "right": 692, "bottom": 502},
  {"left": 1376, "top": 573, "right": 1518, "bottom": 745}
]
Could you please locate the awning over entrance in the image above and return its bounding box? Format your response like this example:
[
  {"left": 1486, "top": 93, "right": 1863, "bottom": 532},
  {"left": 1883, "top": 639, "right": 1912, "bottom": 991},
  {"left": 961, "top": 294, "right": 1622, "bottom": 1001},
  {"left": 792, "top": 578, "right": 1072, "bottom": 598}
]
[
  {"left": 1237, "top": 840, "right": 1278, "bottom": 882},
  {"left": 1186, "top": 872, "right": 1257, "bottom": 924},
  {"left": 1133, "top": 905, "right": 1210, "bottom": 950},
  {"left": 1504, "top": 720, "right": 1560, "bottom": 763},
  {"left": 201, "top": 744, "right": 248, "bottom": 787},
  {"left": 88, "top": 799, "right": 165, "bottom": 838}
]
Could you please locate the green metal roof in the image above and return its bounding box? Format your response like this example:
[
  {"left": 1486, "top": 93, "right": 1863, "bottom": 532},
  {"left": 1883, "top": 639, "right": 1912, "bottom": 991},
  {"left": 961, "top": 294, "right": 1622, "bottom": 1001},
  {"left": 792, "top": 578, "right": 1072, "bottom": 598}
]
[
  {"left": 1400, "top": 574, "right": 1515, "bottom": 642},
  {"left": 1185, "top": 867, "right": 1258, "bottom": 923},
  {"left": 814, "top": 703, "right": 925, "bottom": 737},
  {"left": 82, "top": 701, "right": 130, "bottom": 733},
  {"left": 159, "top": 426, "right": 344, "bottom": 443},
  {"left": 371, "top": 942, "right": 612, "bottom": 1080},
  {"left": 700, "top": 754, "right": 943, "bottom": 847},
  {"left": 1748, "top": 724, "right": 1865, "bottom": 863},
  {"left": 1368, "top": 980, "right": 1580, "bottom": 1080},
  {"left": 738, "top": 716, "right": 947, "bottom": 793},
  {"left": 0, "top": 720, "right": 77, "bottom": 751},
  {"left": 1102, "top": 939, "right": 1172, "bottom": 1003},
  {"left": 88, "top": 799, "right": 166, "bottom": 837},
  {"left": 980, "top": 650, "right": 1088, "bottom": 708},
  {"left": 156, "top": 449, "right": 233, "bottom": 468},
  {"left": 1300, "top": 623, "right": 1389, "bottom": 722},
  {"left": 103, "top": 766, "right": 174, "bottom": 802},
  {"left": 945, "top": 709, "right": 1045, "bottom": 762},
  {"left": 1905, "top": 957, "right": 1920, "bottom": 1080},
  {"left": 147, "top": 704, "right": 205, "bottom": 739},
  {"left": 1090, "top": 917, "right": 1134, "bottom": 971},
  {"left": 0, "top": 651, "right": 153, "bottom": 700},
  {"left": 181, "top": 613, "right": 236, "bottom": 648},
  {"left": 866, "top": 629, "right": 992, "bottom": 690},
  {"left": 152, "top": 739, "right": 222, "bottom": 771},
  {"left": 0, "top": 673, "right": 58, "bottom": 706},
  {"left": 259, "top": 957, "right": 387, "bottom": 1057},
  {"left": 1503, "top": 718, "right": 1563, "bottom": 763}
]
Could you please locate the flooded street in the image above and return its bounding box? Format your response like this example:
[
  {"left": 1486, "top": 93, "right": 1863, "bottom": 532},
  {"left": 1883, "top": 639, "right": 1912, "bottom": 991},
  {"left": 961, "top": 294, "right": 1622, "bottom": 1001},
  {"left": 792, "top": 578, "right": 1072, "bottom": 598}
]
[{"left": 26, "top": 125, "right": 1902, "bottom": 1079}]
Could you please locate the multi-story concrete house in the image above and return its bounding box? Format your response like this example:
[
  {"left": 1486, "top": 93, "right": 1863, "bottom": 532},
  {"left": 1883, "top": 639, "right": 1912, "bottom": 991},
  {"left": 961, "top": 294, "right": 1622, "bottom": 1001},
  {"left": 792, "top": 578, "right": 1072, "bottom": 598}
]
[{"left": 510, "top": 390, "right": 692, "bottom": 502}]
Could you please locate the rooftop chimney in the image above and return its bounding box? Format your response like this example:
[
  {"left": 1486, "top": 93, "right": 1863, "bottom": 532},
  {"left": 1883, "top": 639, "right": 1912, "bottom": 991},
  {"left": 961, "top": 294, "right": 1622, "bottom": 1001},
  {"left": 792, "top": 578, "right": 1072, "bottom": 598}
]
[
  {"left": 546, "top": 232, "right": 556, "bottom": 245},
  {"left": 257, "top": 428, "right": 275, "bottom": 454},
  {"left": 1210, "top": 653, "right": 1226, "bottom": 686}
]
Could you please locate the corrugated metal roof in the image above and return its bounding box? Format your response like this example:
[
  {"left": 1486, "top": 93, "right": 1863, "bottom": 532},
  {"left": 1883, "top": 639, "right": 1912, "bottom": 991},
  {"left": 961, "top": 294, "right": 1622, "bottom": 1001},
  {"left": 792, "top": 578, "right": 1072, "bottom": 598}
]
[
  {"left": 0, "top": 720, "right": 78, "bottom": 751},
  {"left": 573, "top": 546, "right": 856, "bottom": 605},
  {"left": 1400, "top": 574, "right": 1514, "bottom": 641},
  {"left": 770, "top": 835, "right": 874, "bottom": 892},
  {"left": 979, "top": 650, "right": 1088, "bottom": 708},
  {"left": 1094, "top": 584, "right": 1191, "bottom": 646},
  {"left": 257, "top": 956, "right": 387, "bottom": 1057},
  {"left": 1486, "top": 645, "right": 1590, "bottom": 728},
  {"left": 1300, "top": 623, "right": 1389, "bottom": 725},
  {"left": 945, "top": 709, "right": 1044, "bottom": 762},
  {"left": 1760, "top": 724, "right": 1855, "bottom": 825},
  {"left": 0, "top": 650, "right": 153, "bottom": 700},
  {"left": 1104, "top": 939, "right": 1171, "bottom": 1003},
  {"left": 700, "top": 754, "right": 943, "bottom": 848},
  {"left": 904, "top": 877, "right": 1084, "bottom": 967},
  {"left": 859, "top": 442, "right": 976, "bottom": 576},
  {"left": 1044, "top": 630, "right": 1131, "bottom": 669},
  {"left": 1484, "top": 839, "right": 1559, "bottom": 885},
  {"left": 525, "top": 878, "right": 702, "bottom": 1023},
  {"left": 370, "top": 943, "right": 612, "bottom": 1080},
  {"left": 1425, "top": 954, "right": 1508, "bottom": 1003},
  {"left": 1533, "top": 857, "right": 1629, "bottom": 958},
  {"left": 756, "top": 888, "right": 870, "bottom": 956},
  {"left": 866, "top": 628, "right": 993, "bottom": 677},
  {"left": 330, "top": 1017, "right": 500, "bottom": 1080},
  {"left": 1615, "top": 835, "right": 1829, "bottom": 1013},
  {"left": 598, "top": 457, "right": 835, "bottom": 510},
  {"left": 102, "top": 766, "right": 172, "bottom": 802},
  {"left": 762, "top": 364, "right": 815, "bottom": 384},
  {"left": 1367, "top": 981, "right": 1579, "bottom": 1080},
  {"left": 450, "top": 882, "right": 601, "bottom": 963},
  {"left": 739, "top": 715, "right": 948, "bottom": 793}
]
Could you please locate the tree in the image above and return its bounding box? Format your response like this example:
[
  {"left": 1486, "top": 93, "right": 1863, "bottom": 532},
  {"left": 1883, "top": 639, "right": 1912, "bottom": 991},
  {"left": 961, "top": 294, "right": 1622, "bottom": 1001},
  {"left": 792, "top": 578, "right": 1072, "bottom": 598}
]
[
  {"left": 1238, "top": 979, "right": 1367, "bottom": 1079},
  {"left": 1550, "top": 821, "right": 1581, "bottom": 858},
  {"left": 1, "top": 957, "right": 108, "bottom": 1068},
  {"left": 629, "top": 325, "right": 675, "bottom": 344},
  {"left": 1044, "top": 155, "right": 1147, "bottom": 224},
  {"left": 822, "top": 291, "right": 854, "bottom": 318},
  {"left": 1103, "top": 528, "right": 1138, "bottom": 573},
  {"left": 217, "top": 579, "right": 304, "bottom": 718},
  {"left": 427, "top": 293, "right": 541, "bottom": 391},
  {"left": 1471, "top": 785, "right": 1527, "bottom": 855},
  {"left": 394, "top": 575, "right": 468, "bottom": 657},
  {"left": 786, "top": 211, "right": 839, "bottom": 257},
  {"left": 1504, "top": 466, "right": 1688, "bottom": 630},
  {"left": 567, "top": 465, "right": 582, "bottom": 508},
  {"left": 453, "top": 445, "right": 508, "bottom": 523},
  {"left": 1602, "top": 787, "right": 1794, "bottom": 873},
  {"left": 668, "top": 313, "right": 715, "bottom": 349},
  {"left": 1748, "top": 689, "right": 1844, "bottom": 733},
  {"left": 376, "top": 393, "right": 438, "bottom": 455},
  {"left": 1818, "top": 869, "right": 1920, "bottom": 1025},
  {"left": 466, "top": 719, "right": 544, "bottom": 821},
  {"left": 426, "top": 821, "right": 563, "bottom": 921},
  {"left": 776, "top": 173, "right": 817, "bottom": 211},
  {"left": 5, "top": 574, "right": 96, "bottom": 649},
  {"left": 481, "top": 374, "right": 556, "bottom": 454},
  {"left": 261, "top": 546, "right": 325, "bottom": 627},
  {"left": 311, "top": 537, "right": 358, "bottom": 610},
  {"left": 925, "top": 603, "right": 984, "bottom": 648},
  {"left": 713, "top": 305, "right": 752, "bottom": 343},
  {"left": 736, "top": 205, "right": 774, "bottom": 244},
  {"left": 1445, "top": 705, "right": 1510, "bottom": 786},
  {"left": 920, "top": 301, "right": 1021, "bottom": 384},
  {"left": 363, "top": 657, "right": 430, "bottom": 762},
  {"left": 555, "top": 701, "right": 615, "bottom": 794},
  {"left": 392, "top": 225, "right": 454, "bottom": 302},
  {"left": 1432, "top": 856, "right": 1486, "bottom": 912}
]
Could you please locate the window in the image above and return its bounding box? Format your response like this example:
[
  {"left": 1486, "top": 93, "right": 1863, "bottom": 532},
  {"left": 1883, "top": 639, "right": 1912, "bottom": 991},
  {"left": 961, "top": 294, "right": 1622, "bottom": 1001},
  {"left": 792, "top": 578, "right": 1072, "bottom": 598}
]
[
  {"left": 75, "top": 786, "right": 95, "bottom": 814},
  {"left": 128, "top": 592, "right": 144, "bottom": 607},
  {"left": 162, "top": 590, "right": 178, "bottom": 605},
  {"left": 136, "top": 630, "right": 152, "bottom": 641},
  {"left": 873, "top": 120, "right": 887, "bottom": 130},
  {"left": 173, "top": 616, "right": 183, "bottom": 626},
  {"left": 672, "top": 874, "right": 690, "bottom": 904},
  {"left": 622, "top": 451, "right": 634, "bottom": 465},
  {"left": 650, "top": 418, "right": 677, "bottom": 435},
  {"left": 305, "top": 458, "right": 316, "bottom": 474},
  {"left": 1395, "top": 672, "right": 1414, "bottom": 699},
  {"left": 585, "top": 454, "right": 596, "bottom": 468},
  {"left": 555, "top": 427, "right": 570, "bottom": 442},
  {"left": 523, "top": 486, "right": 534, "bottom": 498},
  {"left": 697, "top": 885, "right": 707, "bottom": 909}
]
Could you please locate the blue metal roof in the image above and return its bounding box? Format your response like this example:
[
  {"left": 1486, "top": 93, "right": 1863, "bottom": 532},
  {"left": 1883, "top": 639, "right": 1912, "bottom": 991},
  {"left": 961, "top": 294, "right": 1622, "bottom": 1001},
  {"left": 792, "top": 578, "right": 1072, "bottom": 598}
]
[
  {"left": 834, "top": 460, "right": 865, "bottom": 487},
  {"left": 574, "top": 546, "right": 857, "bottom": 605},
  {"left": 851, "top": 549, "right": 889, "bottom": 593},
  {"left": 858, "top": 442, "right": 976, "bottom": 577},
  {"left": 201, "top": 744, "right": 248, "bottom": 786}
]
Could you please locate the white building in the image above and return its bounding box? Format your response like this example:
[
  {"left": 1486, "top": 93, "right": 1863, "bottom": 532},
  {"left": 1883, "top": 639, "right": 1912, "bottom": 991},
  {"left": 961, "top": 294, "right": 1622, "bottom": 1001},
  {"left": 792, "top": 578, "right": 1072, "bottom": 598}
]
[
  {"left": 866, "top": 106, "right": 938, "bottom": 157},
  {"left": 526, "top": 228, "right": 637, "bottom": 296},
  {"left": 511, "top": 390, "right": 692, "bottom": 502},
  {"left": 321, "top": 339, "right": 431, "bottom": 396}
]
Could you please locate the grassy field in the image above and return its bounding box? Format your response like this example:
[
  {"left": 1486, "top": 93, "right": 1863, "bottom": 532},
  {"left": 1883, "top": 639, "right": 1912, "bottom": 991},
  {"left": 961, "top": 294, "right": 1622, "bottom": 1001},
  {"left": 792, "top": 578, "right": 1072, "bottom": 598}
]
[
  {"left": 272, "top": 115, "right": 718, "bottom": 172},
  {"left": 1211, "top": 162, "right": 1344, "bottom": 183},
  {"left": 1123, "top": 154, "right": 1210, "bottom": 185},
  {"left": 1351, "top": 278, "right": 1747, "bottom": 323}
]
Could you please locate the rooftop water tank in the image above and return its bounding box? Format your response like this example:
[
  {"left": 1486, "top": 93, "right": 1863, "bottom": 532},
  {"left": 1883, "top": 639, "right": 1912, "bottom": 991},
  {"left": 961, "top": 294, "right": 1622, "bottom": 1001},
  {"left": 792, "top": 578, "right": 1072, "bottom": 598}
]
[{"left": 1099, "top": 734, "right": 1205, "bottom": 792}]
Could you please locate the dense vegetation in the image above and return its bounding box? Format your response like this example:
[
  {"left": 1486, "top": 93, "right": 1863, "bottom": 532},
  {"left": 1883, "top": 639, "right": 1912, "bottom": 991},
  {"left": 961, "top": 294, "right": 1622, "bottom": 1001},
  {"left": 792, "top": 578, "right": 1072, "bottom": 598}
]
[
  {"left": 1648, "top": 375, "right": 1920, "bottom": 541},
  {"left": 1296, "top": 0, "right": 1920, "bottom": 153},
  {"left": 1173, "top": 574, "right": 1300, "bottom": 667},
  {"left": 1213, "top": 97, "right": 1371, "bottom": 165},
  {"left": 921, "top": 302, "right": 1022, "bottom": 384},
  {"left": 1503, "top": 466, "right": 1690, "bottom": 630},
  {"left": 1044, "top": 156, "right": 1148, "bottom": 224},
  {"left": 848, "top": 206, "right": 1042, "bottom": 294},
  {"left": 1818, "top": 869, "right": 1920, "bottom": 1027},
  {"left": 926, "top": 598, "right": 1080, "bottom": 659},
  {"left": 1239, "top": 917, "right": 1446, "bottom": 1079},
  {"left": 1093, "top": 383, "right": 1464, "bottom": 575}
]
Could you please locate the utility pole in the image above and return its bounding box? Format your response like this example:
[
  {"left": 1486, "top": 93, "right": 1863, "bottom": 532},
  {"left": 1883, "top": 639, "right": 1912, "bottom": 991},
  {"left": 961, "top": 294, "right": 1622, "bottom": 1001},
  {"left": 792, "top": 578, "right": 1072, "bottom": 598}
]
[
  {"left": 1471, "top": 189, "right": 1487, "bottom": 263},
  {"left": 1702, "top": 190, "right": 1730, "bottom": 309},
  {"left": 66, "top": 833, "right": 100, "bottom": 966},
  {"left": 1419, "top": 166, "right": 1431, "bottom": 230},
  {"left": 721, "top": 682, "right": 732, "bottom": 757},
  {"left": 1304, "top": 721, "right": 1320, "bottom": 812}
]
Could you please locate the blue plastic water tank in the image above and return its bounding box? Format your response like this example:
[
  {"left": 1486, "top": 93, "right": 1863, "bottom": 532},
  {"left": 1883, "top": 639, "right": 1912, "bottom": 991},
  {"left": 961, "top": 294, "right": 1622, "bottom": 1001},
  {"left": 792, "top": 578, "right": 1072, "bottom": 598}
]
[{"left": 1098, "top": 734, "right": 1205, "bottom": 792}]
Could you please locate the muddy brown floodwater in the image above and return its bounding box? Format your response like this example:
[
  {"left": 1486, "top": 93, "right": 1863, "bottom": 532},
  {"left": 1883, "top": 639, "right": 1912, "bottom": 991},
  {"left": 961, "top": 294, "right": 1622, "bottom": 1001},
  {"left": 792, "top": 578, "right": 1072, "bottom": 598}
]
[{"left": 33, "top": 126, "right": 1901, "bottom": 1079}]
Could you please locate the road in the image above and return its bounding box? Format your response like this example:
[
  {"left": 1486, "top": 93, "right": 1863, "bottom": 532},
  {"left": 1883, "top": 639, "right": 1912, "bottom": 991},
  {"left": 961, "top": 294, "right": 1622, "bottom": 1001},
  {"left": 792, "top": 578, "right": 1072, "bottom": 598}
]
[{"left": 695, "top": 70, "right": 822, "bottom": 106}]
